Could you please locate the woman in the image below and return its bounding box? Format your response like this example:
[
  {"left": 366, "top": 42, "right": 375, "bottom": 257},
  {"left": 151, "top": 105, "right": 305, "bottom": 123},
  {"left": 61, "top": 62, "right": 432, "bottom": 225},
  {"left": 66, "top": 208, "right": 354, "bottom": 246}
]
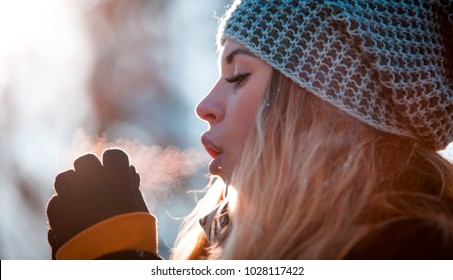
[{"left": 47, "top": 0, "right": 453, "bottom": 259}]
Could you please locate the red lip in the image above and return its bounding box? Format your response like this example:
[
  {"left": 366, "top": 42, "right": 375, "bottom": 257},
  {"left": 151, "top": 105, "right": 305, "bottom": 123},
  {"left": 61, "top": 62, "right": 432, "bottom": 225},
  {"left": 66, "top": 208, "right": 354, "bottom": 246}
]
[{"left": 201, "top": 134, "right": 222, "bottom": 158}]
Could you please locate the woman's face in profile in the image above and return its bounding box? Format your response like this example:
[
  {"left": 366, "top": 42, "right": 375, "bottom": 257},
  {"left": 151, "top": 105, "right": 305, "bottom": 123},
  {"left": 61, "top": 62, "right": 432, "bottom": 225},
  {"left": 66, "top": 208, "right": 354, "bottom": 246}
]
[{"left": 196, "top": 39, "right": 273, "bottom": 183}]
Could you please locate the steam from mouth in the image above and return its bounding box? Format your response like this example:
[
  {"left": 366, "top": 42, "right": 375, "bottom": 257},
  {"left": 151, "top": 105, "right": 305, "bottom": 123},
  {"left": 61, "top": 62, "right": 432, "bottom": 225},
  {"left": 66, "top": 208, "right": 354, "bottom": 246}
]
[{"left": 63, "top": 129, "right": 211, "bottom": 203}]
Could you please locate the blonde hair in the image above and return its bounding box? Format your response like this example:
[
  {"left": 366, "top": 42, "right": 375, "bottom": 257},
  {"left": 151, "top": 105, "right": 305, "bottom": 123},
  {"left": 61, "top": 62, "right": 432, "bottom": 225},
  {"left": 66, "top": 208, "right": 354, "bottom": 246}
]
[
  {"left": 173, "top": 70, "right": 453, "bottom": 259},
  {"left": 170, "top": 177, "right": 225, "bottom": 259}
]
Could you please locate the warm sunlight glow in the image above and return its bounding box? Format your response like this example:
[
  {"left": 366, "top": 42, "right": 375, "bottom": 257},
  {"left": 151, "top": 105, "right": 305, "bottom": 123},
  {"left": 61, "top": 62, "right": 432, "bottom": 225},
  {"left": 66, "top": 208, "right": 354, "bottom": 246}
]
[
  {"left": 226, "top": 183, "right": 238, "bottom": 213},
  {"left": 0, "top": 0, "right": 224, "bottom": 259},
  {"left": 0, "top": 0, "right": 95, "bottom": 258}
]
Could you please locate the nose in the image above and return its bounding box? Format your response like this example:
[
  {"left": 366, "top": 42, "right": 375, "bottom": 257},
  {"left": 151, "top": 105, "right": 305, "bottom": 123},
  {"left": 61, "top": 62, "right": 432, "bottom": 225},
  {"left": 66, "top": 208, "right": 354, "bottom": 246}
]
[{"left": 195, "top": 80, "right": 225, "bottom": 125}]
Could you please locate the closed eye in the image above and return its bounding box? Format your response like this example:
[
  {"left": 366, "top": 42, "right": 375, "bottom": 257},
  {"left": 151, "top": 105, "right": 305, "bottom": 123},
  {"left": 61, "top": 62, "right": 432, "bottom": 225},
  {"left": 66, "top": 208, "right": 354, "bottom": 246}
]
[{"left": 225, "top": 72, "right": 250, "bottom": 87}]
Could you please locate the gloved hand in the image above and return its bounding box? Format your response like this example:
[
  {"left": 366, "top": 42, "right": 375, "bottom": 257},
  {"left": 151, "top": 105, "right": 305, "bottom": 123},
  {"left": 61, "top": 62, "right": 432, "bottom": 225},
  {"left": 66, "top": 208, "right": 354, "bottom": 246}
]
[{"left": 46, "top": 149, "right": 149, "bottom": 259}]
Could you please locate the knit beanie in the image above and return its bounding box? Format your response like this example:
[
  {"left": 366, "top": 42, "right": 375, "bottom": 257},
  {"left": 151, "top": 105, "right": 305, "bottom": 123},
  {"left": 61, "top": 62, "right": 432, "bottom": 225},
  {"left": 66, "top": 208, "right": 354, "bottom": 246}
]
[{"left": 218, "top": 0, "right": 453, "bottom": 151}]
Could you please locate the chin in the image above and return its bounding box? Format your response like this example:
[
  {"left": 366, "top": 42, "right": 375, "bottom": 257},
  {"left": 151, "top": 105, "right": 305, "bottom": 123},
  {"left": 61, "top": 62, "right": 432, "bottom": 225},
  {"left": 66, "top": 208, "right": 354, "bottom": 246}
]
[{"left": 208, "top": 164, "right": 230, "bottom": 184}]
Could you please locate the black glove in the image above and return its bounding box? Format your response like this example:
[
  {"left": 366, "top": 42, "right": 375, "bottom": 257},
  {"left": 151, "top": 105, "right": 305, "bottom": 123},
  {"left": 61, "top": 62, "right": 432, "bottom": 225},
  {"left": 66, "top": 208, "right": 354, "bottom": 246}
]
[{"left": 46, "top": 149, "right": 149, "bottom": 259}]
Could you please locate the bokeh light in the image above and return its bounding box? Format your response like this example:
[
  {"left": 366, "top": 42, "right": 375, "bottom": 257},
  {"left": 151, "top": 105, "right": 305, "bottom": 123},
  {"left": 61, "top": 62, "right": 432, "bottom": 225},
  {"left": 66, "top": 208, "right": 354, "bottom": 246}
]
[{"left": 0, "top": 0, "right": 229, "bottom": 259}]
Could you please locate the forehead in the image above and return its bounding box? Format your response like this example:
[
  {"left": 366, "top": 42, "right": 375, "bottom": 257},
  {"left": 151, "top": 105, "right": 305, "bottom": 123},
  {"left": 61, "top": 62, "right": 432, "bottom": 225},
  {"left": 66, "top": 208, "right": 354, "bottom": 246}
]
[
  {"left": 221, "top": 39, "right": 242, "bottom": 53},
  {"left": 219, "top": 39, "right": 257, "bottom": 67}
]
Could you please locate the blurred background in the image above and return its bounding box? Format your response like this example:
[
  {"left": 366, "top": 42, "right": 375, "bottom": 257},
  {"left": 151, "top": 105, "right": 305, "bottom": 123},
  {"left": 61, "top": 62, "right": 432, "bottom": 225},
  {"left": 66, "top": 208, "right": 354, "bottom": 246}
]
[
  {"left": 1, "top": 0, "right": 452, "bottom": 260},
  {"left": 0, "top": 0, "right": 229, "bottom": 259}
]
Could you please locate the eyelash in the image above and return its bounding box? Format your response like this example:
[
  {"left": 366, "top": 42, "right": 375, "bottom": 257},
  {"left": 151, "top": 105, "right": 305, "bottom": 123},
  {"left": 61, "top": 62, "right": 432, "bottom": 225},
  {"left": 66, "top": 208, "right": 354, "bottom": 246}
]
[{"left": 225, "top": 72, "right": 250, "bottom": 87}]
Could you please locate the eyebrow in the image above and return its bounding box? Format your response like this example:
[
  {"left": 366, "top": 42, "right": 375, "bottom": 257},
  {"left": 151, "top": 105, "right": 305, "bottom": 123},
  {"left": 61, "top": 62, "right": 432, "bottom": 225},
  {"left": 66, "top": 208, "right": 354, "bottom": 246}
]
[{"left": 225, "top": 48, "right": 256, "bottom": 64}]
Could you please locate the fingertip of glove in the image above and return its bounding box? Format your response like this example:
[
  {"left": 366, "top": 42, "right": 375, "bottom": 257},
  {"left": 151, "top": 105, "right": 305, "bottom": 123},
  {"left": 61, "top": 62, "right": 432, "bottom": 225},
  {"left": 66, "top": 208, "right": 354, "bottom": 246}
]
[
  {"left": 102, "top": 149, "right": 130, "bottom": 169},
  {"left": 74, "top": 153, "right": 103, "bottom": 173},
  {"left": 54, "top": 170, "right": 76, "bottom": 195},
  {"left": 46, "top": 194, "right": 60, "bottom": 217}
]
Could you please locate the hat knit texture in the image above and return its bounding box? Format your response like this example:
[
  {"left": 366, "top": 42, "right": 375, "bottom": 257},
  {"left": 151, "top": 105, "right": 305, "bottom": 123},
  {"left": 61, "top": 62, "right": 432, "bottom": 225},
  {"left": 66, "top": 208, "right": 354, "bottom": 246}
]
[{"left": 219, "top": 0, "right": 453, "bottom": 150}]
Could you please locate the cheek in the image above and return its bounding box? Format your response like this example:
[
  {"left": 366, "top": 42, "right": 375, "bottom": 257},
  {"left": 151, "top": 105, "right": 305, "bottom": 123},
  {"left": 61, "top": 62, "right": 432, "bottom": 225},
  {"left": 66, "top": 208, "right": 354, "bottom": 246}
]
[
  {"left": 229, "top": 99, "right": 261, "bottom": 153},
  {"left": 230, "top": 82, "right": 268, "bottom": 146}
]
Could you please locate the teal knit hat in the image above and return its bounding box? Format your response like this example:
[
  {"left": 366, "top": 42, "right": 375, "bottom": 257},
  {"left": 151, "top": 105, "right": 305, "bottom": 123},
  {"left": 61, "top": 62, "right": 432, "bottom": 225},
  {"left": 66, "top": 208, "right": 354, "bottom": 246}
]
[{"left": 218, "top": 0, "right": 453, "bottom": 150}]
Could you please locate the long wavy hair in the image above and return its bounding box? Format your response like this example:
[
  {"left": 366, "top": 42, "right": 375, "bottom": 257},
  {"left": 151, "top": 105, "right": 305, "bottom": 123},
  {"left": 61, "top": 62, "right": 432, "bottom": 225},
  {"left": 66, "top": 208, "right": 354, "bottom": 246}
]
[{"left": 172, "top": 69, "right": 453, "bottom": 259}]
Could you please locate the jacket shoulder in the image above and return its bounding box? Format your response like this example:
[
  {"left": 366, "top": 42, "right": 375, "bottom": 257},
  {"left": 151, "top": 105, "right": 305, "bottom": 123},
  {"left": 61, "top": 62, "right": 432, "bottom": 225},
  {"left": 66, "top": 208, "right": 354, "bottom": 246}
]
[{"left": 345, "top": 217, "right": 453, "bottom": 259}]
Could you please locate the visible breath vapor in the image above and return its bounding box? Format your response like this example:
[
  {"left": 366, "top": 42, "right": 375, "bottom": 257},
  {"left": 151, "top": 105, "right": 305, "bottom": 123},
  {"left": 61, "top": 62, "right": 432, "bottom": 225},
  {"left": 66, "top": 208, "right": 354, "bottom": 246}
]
[{"left": 63, "top": 129, "right": 210, "bottom": 201}]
